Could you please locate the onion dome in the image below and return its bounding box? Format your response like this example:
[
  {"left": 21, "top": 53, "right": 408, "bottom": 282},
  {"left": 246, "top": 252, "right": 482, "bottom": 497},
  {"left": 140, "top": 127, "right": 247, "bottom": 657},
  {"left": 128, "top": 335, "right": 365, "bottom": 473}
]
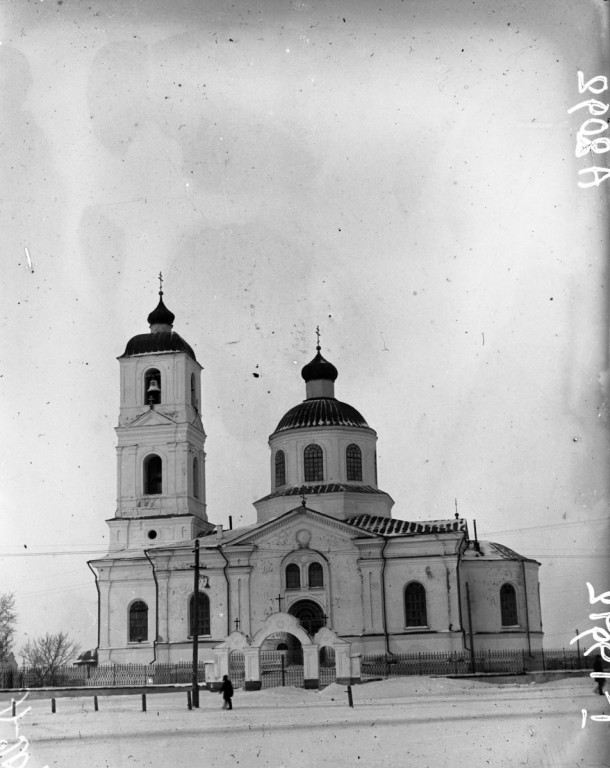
[
  {"left": 273, "top": 398, "right": 369, "bottom": 434},
  {"left": 120, "top": 282, "right": 196, "bottom": 361},
  {"left": 147, "top": 295, "right": 175, "bottom": 328},
  {"left": 301, "top": 347, "right": 338, "bottom": 383}
]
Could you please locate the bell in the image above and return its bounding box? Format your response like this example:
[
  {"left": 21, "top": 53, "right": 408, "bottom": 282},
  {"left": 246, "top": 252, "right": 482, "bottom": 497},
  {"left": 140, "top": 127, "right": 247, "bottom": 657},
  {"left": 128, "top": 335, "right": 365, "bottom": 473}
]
[{"left": 147, "top": 380, "right": 160, "bottom": 393}]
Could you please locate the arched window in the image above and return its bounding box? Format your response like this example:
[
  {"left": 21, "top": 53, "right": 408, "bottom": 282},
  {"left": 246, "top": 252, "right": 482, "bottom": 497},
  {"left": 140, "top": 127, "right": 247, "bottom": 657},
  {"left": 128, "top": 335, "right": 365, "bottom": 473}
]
[
  {"left": 190, "top": 373, "right": 197, "bottom": 410},
  {"left": 129, "top": 601, "right": 148, "bottom": 642},
  {"left": 189, "top": 593, "right": 211, "bottom": 637},
  {"left": 500, "top": 583, "right": 519, "bottom": 626},
  {"left": 304, "top": 444, "right": 323, "bottom": 482},
  {"left": 346, "top": 444, "right": 362, "bottom": 481},
  {"left": 144, "top": 368, "right": 161, "bottom": 405},
  {"left": 308, "top": 562, "right": 324, "bottom": 588},
  {"left": 275, "top": 450, "right": 286, "bottom": 488},
  {"left": 288, "top": 599, "right": 325, "bottom": 635},
  {"left": 404, "top": 582, "right": 427, "bottom": 627},
  {"left": 144, "top": 455, "right": 162, "bottom": 495},
  {"left": 193, "top": 456, "right": 199, "bottom": 499},
  {"left": 286, "top": 563, "right": 301, "bottom": 589}
]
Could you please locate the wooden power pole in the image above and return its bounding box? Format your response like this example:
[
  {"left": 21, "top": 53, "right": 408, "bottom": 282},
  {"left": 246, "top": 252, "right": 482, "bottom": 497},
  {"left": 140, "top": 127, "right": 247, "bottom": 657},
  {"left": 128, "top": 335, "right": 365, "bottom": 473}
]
[{"left": 192, "top": 538, "right": 200, "bottom": 708}]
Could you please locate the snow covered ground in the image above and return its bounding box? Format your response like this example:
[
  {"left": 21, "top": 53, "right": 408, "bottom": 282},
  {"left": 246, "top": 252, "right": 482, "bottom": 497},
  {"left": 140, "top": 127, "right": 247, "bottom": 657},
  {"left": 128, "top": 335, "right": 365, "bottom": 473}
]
[{"left": 2, "top": 676, "right": 608, "bottom": 768}]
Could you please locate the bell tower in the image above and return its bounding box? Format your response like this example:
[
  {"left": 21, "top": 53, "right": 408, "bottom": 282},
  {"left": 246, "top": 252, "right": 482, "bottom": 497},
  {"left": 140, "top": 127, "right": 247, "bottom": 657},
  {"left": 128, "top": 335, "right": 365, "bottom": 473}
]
[{"left": 107, "top": 279, "right": 213, "bottom": 552}]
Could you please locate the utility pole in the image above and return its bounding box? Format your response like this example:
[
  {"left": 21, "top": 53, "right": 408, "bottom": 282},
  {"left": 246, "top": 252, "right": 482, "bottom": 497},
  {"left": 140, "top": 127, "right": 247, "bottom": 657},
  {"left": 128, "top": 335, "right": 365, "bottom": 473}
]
[{"left": 192, "top": 538, "right": 200, "bottom": 708}]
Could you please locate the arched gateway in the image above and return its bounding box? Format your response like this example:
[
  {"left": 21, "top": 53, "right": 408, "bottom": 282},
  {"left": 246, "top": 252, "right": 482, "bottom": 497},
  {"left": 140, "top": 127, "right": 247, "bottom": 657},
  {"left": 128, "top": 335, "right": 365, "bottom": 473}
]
[{"left": 212, "top": 613, "right": 360, "bottom": 690}]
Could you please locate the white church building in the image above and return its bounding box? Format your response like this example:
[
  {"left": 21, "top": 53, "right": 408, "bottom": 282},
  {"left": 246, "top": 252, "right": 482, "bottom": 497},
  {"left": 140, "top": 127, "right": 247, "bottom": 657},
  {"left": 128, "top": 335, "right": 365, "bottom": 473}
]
[{"left": 89, "top": 290, "right": 543, "bottom": 687}]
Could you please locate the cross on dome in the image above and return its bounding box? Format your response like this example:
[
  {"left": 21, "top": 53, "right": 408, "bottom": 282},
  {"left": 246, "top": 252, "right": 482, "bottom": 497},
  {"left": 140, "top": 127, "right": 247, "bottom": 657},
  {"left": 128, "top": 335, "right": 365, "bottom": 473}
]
[{"left": 147, "top": 274, "right": 175, "bottom": 331}]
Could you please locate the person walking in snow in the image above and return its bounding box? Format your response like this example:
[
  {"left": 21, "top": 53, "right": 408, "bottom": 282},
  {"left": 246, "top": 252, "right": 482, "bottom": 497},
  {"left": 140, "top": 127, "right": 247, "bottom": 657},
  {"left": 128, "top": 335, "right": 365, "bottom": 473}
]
[
  {"left": 593, "top": 654, "right": 606, "bottom": 696},
  {"left": 219, "top": 674, "right": 234, "bottom": 710}
]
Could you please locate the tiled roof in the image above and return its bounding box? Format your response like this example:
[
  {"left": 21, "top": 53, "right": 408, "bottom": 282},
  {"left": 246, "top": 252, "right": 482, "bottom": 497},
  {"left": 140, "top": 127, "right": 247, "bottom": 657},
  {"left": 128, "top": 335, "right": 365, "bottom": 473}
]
[
  {"left": 120, "top": 332, "right": 197, "bottom": 361},
  {"left": 347, "top": 514, "right": 468, "bottom": 536},
  {"left": 273, "top": 398, "right": 369, "bottom": 433},
  {"left": 256, "top": 483, "right": 386, "bottom": 503}
]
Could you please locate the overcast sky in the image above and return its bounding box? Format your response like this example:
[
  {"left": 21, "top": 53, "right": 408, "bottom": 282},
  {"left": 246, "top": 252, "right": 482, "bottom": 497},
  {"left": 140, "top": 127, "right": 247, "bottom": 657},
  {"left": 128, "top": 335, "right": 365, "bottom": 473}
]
[{"left": 1, "top": 0, "right": 609, "bottom": 656}]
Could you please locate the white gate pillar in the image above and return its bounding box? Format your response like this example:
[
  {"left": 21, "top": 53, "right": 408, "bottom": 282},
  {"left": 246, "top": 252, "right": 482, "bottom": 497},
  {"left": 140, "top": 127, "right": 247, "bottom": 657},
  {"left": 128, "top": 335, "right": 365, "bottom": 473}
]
[
  {"left": 212, "top": 647, "right": 229, "bottom": 688},
  {"left": 335, "top": 645, "right": 352, "bottom": 685},
  {"left": 303, "top": 644, "right": 319, "bottom": 689},
  {"left": 349, "top": 653, "right": 362, "bottom": 684},
  {"left": 243, "top": 647, "right": 261, "bottom": 691}
]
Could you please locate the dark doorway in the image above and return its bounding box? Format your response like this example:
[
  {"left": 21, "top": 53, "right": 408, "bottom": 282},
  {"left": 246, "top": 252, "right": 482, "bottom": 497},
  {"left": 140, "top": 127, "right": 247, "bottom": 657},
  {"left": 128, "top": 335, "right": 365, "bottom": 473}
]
[{"left": 288, "top": 599, "right": 326, "bottom": 636}]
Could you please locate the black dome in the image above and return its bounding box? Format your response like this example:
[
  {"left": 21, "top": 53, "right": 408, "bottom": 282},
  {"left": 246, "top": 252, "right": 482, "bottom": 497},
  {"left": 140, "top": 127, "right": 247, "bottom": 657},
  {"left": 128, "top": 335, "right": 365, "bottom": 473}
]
[
  {"left": 273, "top": 397, "right": 370, "bottom": 434},
  {"left": 301, "top": 349, "right": 338, "bottom": 383},
  {"left": 121, "top": 332, "right": 197, "bottom": 361},
  {"left": 147, "top": 296, "right": 175, "bottom": 327}
]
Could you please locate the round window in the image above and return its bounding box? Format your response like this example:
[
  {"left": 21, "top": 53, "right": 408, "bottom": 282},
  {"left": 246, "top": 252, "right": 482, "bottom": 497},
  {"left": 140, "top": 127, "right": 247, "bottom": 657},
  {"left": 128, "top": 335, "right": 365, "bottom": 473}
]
[{"left": 147, "top": 530, "right": 158, "bottom": 540}]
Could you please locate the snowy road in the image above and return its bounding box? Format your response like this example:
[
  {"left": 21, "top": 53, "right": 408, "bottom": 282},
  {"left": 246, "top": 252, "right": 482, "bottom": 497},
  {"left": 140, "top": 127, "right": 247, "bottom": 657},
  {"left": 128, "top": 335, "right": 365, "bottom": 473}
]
[{"left": 9, "top": 676, "right": 610, "bottom": 768}]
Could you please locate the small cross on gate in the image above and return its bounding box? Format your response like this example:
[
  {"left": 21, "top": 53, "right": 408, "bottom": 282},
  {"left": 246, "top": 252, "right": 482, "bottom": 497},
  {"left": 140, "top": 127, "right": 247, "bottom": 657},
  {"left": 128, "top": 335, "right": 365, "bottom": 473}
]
[
  {"left": 234, "top": 617, "right": 240, "bottom": 631},
  {"left": 275, "top": 594, "right": 284, "bottom": 611},
  {"left": 322, "top": 614, "right": 329, "bottom": 627}
]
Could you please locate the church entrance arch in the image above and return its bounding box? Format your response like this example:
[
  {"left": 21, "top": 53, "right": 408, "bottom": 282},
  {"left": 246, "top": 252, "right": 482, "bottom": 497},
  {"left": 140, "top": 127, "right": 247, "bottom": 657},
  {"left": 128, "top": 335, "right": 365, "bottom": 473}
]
[
  {"left": 288, "top": 599, "right": 326, "bottom": 636},
  {"left": 260, "top": 631, "right": 304, "bottom": 687},
  {"left": 215, "top": 618, "right": 357, "bottom": 692},
  {"left": 261, "top": 631, "right": 303, "bottom": 665},
  {"left": 249, "top": 612, "right": 316, "bottom": 689}
]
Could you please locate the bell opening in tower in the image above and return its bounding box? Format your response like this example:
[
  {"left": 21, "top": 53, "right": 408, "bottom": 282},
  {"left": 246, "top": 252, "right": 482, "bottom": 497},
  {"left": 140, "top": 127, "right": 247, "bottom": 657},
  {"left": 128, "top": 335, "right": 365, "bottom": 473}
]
[{"left": 144, "top": 368, "right": 161, "bottom": 406}]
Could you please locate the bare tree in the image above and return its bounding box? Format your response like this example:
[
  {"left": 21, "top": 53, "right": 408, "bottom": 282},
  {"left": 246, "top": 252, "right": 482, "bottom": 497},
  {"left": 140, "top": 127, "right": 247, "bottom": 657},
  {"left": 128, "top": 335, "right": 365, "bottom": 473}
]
[
  {"left": 0, "top": 593, "right": 17, "bottom": 660},
  {"left": 21, "top": 632, "right": 81, "bottom": 686}
]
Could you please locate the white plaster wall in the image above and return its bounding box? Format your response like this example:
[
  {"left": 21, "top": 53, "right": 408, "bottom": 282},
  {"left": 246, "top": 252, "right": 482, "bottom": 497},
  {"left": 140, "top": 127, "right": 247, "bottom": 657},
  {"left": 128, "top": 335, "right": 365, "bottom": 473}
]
[
  {"left": 118, "top": 352, "right": 202, "bottom": 416},
  {"left": 115, "top": 422, "right": 207, "bottom": 521},
  {"left": 461, "top": 559, "right": 543, "bottom": 650},
  {"left": 269, "top": 425, "right": 379, "bottom": 489},
  {"left": 165, "top": 566, "right": 229, "bottom": 644},
  {"left": 96, "top": 559, "right": 157, "bottom": 663}
]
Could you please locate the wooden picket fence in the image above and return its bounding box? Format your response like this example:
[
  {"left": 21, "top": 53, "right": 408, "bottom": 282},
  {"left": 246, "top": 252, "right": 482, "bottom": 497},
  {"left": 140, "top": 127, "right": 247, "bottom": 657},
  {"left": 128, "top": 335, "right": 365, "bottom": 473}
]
[
  {"left": 0, "top": 647, "right": 591, "bottom": 690},
  {"left": 361, "top": 648, "right": 589, "bottom": 678},
  {"left": 0, "top": 661, "right": 208, "bottom": 689}
]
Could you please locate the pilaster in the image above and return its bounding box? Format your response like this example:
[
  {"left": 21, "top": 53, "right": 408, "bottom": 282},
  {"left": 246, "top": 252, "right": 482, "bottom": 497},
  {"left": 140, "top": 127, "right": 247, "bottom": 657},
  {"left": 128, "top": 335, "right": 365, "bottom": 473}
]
[{"left": 227, "top": 568, "right": 253, "bottom": 636}]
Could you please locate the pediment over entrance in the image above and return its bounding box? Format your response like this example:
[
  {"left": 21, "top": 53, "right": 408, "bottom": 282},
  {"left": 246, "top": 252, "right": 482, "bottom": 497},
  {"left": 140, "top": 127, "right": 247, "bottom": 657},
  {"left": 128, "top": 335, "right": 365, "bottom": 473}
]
[{"left": 228, "top": 506, "right": 379, "bottom": 553}]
